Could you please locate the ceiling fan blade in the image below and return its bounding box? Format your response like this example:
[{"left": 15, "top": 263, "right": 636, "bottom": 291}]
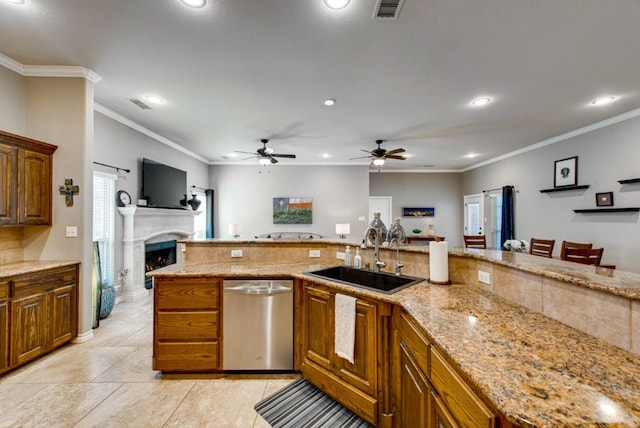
[
  {"left": 240, "top": 155, "right": 257, "bottom": 161},
  {"left": 271, "top": 153, "right": 296, "bottom": 158},
  {"left": 386, "top": 154, "right": 407, "bottom": 160},
  {"left": 350, "top": 154, "right": 373, "bottom": 160},
  {"left": 236, "top": 150, "right": 257, "bottom": 155},
  {"left": 361, "top": 149, "right": 372, "bottom": 154},
  {"left": 270, "top": 156, "right": 278, "bottom": 164},
  {"left": 386, "top": 148, "right": 406, "bottom": 155}
]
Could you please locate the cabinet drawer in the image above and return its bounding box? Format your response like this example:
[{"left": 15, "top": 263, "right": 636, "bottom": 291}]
[
  {"left": 0, "top": 281, "right": 8, "bottom": 299},
  {"left": 397, "top": 311, "right": 430, "bottom": 376},
  {"left": 11, "top": 266, "right": 77, "bottom": 297},
  {"left": 156, "top": 311, "right": 219, "bottom": 339},
  {"left": 430, "top": 348, "right": 497, "bottom": 428},
  {"left": 154, "top": 341, "right": 219, "bottom": 371},
  {"left": 155, "top": 278, "right": 219, "bottom": 309}
]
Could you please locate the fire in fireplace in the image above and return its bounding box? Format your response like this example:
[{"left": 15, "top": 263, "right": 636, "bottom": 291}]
[{"left": 144, "top": 240, "right": 177, "bottom": 289}]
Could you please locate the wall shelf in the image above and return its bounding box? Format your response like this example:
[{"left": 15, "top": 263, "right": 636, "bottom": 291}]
[
  {"left": 540, "top": 185, "right": 590, "bottom": 193},
  {"left": 618, "top": 178, "right": 640, "bottom": 184},
  {"left": 573, "top": 208, "right": 640, "bottom": 213}
]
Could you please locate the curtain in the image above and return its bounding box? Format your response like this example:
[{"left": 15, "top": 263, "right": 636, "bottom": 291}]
[
  {"left": 501, "top": 185, "right": 515, "bottom": 248},
  {"left": 205, "top": 189, "right": 215, "bottom": 238}
]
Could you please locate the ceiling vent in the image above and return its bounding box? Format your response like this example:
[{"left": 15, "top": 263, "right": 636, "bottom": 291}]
[
  {"left": 374, "top": 0, "right": 404, "bottom": 19},
  {"left": 130, "top": 98, "right": 151, "bottom": 110}
]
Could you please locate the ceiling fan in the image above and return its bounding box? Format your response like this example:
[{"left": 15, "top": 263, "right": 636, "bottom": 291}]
[
  {"left": 236, "top": 139, "right": 296, "bottom": 164},
  {"left": 351, "top": 139, "right": 407, "bottom": 166}
]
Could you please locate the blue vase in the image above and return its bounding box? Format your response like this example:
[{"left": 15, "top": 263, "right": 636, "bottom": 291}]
[{"left": 100, "top": 285, "right": 116, "bottom": 319}]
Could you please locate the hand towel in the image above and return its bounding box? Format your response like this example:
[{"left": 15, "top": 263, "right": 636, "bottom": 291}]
[{"left": 334, "top": 293, "right": 356, "bottom": 364}]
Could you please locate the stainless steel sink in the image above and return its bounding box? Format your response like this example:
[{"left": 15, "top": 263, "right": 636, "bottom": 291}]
[{"left": 305, "top": 266, "right": 425, "bottom": 294}]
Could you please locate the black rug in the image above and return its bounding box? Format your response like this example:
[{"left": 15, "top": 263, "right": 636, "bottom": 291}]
[{"left": 254, "top": 378, "right": 373, "bottom": 428}]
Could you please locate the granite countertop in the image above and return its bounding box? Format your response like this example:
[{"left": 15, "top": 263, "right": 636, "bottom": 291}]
[
  {"left": 0, "top": 260, "right": 80, "bottom": 279},
  {"left": 150, "top": 260, "right": 640, "bottom": 427}
]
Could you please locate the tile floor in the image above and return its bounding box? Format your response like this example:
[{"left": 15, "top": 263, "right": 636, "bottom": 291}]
[{"left": 0, "top": 293, "right": 295, "bottom": 427}]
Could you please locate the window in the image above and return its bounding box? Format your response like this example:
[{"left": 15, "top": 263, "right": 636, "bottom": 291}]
[
  {"left": 192, "top": 192, "right": 207, "bottom": 240},
  {"left": 93, "top": 171, "right": 116, "bottom": 285}
]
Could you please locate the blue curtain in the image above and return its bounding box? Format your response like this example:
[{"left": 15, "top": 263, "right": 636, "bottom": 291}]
[{"left": 501, "top": 185, "right": 515, "bottom": 248}]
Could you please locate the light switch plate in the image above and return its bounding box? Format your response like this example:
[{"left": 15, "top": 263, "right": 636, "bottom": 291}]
[
  {"left": 66, "top": 226, "right": 78, "bottom": 238},
  {"left": 478, "top": 271, "right": 491, "bottom": 284},
  {"left": 231, "top": 249, "right": 243, "bottom": 258},
  {"left": 309, "top": 250, "right": 321, "bottom": 258},
  {"left": 336, "top": 252, "right": 345, "bottom": 260}
]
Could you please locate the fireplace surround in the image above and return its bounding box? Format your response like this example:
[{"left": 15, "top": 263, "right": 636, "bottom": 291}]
[{"left": 118, "top": 206, "right": 198, "bottom": 300}]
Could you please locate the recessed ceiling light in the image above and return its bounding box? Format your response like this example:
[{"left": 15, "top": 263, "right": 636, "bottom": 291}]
[
  {"left": 464, "top": 152, "right": 479, "bottom": 158},
  {"left": 471, "top": 97, "right": 491, "bottom": 107},
  {"left": 180, "top": 0, "right": 206, "bottom": 7},
  {"left": 143, "top": 95, "right": 165, "bottom": 105},
  {"left": 591, "top": 96, "right": 616, "bottom": 106},
  {"left": 323, "top": 98, "right": 336, "bottom": 106},
  {"left": 4, "top": 0, "right": 25, "bottom": 4},
  {"left": 322, "top": 153, "right": 333, "bottom": 159},
  {"left": 324, "top": 0, "right": 350, "bottom": 10}
]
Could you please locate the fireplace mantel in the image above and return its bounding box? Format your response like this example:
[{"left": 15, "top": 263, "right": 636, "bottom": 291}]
[{"left": 118, "top": 206, "right": 198, "bottom": 300}]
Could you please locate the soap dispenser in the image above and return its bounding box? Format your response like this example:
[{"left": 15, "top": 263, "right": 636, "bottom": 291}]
[
  {"left": 344, "top": 245, "right": 352, "bottom": 267},
  {"left": 353, "top": 247, "right": 362, "bottom": 268}
]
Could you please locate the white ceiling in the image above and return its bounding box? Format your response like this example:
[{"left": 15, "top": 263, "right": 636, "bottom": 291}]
[{"left": 1, "top": 0, "right": 639, "bottom": 171}]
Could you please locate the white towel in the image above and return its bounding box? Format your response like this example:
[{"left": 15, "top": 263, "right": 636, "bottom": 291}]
[{"left": 334, "top": 293, "right": 356, "bottom": 364}]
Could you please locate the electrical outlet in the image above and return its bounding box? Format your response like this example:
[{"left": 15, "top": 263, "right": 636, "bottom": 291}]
[
  {"left": 336, "top": 251, "right": 345, "bottom": 260},
  {"left": 66, "top": 226, "right": 78, "bottom": 238},
  {"left": 478, "top": 271, "right": 491, "bottom": 284},
  {"left": 309, "top": 250, "right": 321, "bottom": 258},
  {"left": 231, "top": 249, "right": 243, "bottom": 258}
]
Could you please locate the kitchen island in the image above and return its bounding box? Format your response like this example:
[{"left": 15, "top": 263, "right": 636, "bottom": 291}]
[{"left": 148, "top": 239, "right": 640, "bottom": 427}]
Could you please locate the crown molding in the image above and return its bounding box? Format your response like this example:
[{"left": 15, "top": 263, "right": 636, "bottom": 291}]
[
  {"left": 94, "top": 103, "right": 210, "bottom": 164},
  {"left": 0, "top": 52, "right": 101, "bottom": 83}
]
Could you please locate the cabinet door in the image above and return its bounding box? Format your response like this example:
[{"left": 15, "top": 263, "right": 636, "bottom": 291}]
[
  {"left": 0, "top": 297, "right": 8, "bottom": 374},
  {"left": 396, "top": 341, "right": 431, "bottom": 427},
  {"left": 51, "top": 284, "right": 77, "bottom": 348},
  {"left": 302, "top": 283, "right": 334, "bottom": 372},
  {"left": 19, "top": 149, "right": 51, "bottom": 225},
  {"left": 336, "top": 298, "right": 377, "bottom": 397},
  {"left": 432, "top": 392, "right": 459, "bottom": 428},
  {"left": 11, "top": 292, "right": 49, "bottom": 367},
  {"left": 0, "top": 143, "right": 18, "bottom": 225}
]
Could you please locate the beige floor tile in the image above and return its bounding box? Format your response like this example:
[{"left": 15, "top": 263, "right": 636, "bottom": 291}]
[
  {"left": 164, "top": 379, "right": 268, "bottom": 428},
  {"left": 74, "top": 382, "right": 195, "bottom": 428},
  {"left": 92, "top": 345, "right": 160, "bottom": 383},
  {"left": 0, "top": 383, "right": 121, "bottom": 428},
  {"left": 0, "top": 383, "right": 46, "bottom": 415}
]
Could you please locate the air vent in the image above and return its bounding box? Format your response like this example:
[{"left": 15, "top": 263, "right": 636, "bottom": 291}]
[
  {"left": 130, "top": 98, "right": 151, "bottom": 110},
  {"left": 374, "top": 0, "right": 404, "bottom": 19}
]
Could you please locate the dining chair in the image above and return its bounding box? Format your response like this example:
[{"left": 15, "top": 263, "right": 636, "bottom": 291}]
[
  {"left": 560, "top": 241, "right": 593, "bottom": 260},
  {"left": 463, "top": 234, "right": 486, "bottom": 249},
  {"left": 529, "top": 238, "right": 555, "bottom": 258},
  {"left": 563, "top": 247, "right": 604, "bottom": 266}
]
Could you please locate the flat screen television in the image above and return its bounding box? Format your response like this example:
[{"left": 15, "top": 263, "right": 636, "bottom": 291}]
[{"left": 141, "top": 158, "right": 187, "bottom": 209}]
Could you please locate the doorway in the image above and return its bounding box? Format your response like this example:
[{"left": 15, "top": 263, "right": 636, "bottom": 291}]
[{"left": 463, "top": 193, "right": 484, "bottom": 244}]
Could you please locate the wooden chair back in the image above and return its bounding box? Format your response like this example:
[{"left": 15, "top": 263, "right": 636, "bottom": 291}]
[
  {"left": 563, "top": 247, "right": 604, "bottom": 266},
  {"left": 463, "top": 235, "right": 486, "bottom": 249},
  {"left": 529, "top": 238, "right": 555, "bottom": 258},
  {"left": 560, "top": 241, "right": 593, "bottom": 260}
]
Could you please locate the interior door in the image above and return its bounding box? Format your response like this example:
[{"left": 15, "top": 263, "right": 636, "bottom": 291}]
[
  {"left": 368, "top": 196, "right": 392, "bottom": 229},
  {"left": 463, "top": 194, "right": 484, "bottom": 241}
]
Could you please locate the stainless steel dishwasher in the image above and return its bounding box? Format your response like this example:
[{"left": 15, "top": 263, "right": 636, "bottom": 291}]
[{"left": 222, "top": 279, "right": 293, "bottom": 370}]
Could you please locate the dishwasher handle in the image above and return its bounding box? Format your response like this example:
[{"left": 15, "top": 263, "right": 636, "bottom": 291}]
[{"left": 224, "top": 282, "right": 292, "bottom": 295}]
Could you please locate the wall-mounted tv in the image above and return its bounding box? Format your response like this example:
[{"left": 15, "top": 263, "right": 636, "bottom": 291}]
[{"left": 141, "top": 158, "right": 187, "bottom": 209}]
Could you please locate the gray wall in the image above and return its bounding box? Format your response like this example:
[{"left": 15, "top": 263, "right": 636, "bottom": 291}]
[
  {"left": 0, "top": 65, "right": 25, "bottom": 134},
  {"left": 463, "top": 114, "right": 640, "bottom": 272},
  {"left": 209, "top": 165, "right": 370, "bottom": 240},
  {"left": 94, "top": 111, "right": 210, "bottom": 278},
  {"left": 369, "top": 172, "right": 463, "bottom": 246}
]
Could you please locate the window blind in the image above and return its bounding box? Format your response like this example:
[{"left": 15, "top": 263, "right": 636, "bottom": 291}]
[{"left": 93, "top": 171, "right": 116, "bottom": 286}]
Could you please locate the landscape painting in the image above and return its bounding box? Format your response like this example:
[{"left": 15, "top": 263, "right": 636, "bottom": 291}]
[
  {"left": 273, "top": 197, "right": 313, "bottom": 224},
  {"left": 402, "top": 207, "right": 435, "bottom": 217}
]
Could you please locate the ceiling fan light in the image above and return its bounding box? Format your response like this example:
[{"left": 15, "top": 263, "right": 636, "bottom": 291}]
[
  {"left": 258, "top": 158, "right": 270, "bottom": 166},
  {"left": 372, "top": 157, "right": 385, "bottom": 166}
]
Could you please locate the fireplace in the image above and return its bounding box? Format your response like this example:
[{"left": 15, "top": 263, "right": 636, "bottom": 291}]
[{"left": 144, "top": 240, "right": 177, "bottom": 289}]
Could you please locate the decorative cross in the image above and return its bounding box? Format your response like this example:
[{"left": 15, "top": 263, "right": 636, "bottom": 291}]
[{"left": 59, "top": 178, "right": 80, "bottom": 207}]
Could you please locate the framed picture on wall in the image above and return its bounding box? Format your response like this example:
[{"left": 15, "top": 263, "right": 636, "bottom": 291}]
[
  {"left": 596, "top": 192, "right": 614, "bottom": 207},
  {"left": 554, "top": 156, "right": 578, "bottom": 187},
  {"left": 402, "top": 207, "right": 435, "bottom": 217}
]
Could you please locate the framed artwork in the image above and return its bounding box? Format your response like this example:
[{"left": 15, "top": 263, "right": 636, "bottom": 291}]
[
  {"left": 402, "top": 207, "right": 435, "bottom": 217},
  {"left": 596, "top": 192, "right": 614, "bottom": 207},
  {"left": 273, "top": 197, "right": 313, "bottom": 224},
  {"left": 554, "top": 156, "right": 578, "bottom": 187}
]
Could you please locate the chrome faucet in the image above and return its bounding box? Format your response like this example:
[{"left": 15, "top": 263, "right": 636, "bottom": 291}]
[
  {"left": 390, "top": 238, "right": 404, "bottom": 276},
  {"left": 363, "top": 226, "right": 386, "bottom": 272}
]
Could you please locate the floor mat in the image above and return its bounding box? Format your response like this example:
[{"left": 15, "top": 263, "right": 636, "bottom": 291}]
[{"left": 254, "top": 378, "right": 373, "bottom": 428}]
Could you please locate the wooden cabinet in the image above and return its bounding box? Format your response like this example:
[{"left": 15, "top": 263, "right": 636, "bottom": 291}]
[
  {"left": 301, "top": 280, "right": 392, "bottom": 426},
  {"left": 153, "top": 276, "right": 221, "bottom": 372},
  {"left": 5, "top": 265, "right": 78, "bottom": 370},
  {"left": 0, "top": 130, "right": 56, "bottom": 226},
  {"left": 0, "top": 281, "right": 9, "bottom": 374},
  {"left": 392, "top": 308, "right": 498, "bottom": 428}
]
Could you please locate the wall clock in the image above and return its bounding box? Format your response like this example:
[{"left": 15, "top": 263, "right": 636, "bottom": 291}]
[{"left": 117, "top": 190, "right": 132, "bottom": 207}]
